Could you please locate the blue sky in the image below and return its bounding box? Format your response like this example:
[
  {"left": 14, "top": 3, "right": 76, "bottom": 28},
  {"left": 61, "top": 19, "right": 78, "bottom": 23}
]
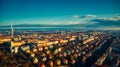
[{"left": 0, "top": 0, "right": 120, "bottom": 29}]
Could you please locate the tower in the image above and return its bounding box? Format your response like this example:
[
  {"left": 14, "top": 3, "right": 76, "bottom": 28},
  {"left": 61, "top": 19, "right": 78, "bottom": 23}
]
[
  {"left": 11, "top": 24, "right": 14, "bottom": 54},
  {"left": 11, "top": 24, "right": 14, "bottom": 38}
]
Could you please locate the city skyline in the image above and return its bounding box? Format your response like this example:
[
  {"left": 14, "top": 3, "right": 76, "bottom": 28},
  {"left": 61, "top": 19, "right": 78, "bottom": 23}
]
[
  {"left": 0, "top": 0, "right": 120, "bottom": 30},
  {"left": 0, "top": 0, "right": 120, "bottom": 66}
]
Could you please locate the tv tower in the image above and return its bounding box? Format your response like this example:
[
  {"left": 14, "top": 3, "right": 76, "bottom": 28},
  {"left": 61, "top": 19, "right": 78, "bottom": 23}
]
[
  {"left": 11, "top": 24, "right": 14, "bottom": 54},
  {"left": 11, "top": 24, "right": 14, "bottom": 38}
]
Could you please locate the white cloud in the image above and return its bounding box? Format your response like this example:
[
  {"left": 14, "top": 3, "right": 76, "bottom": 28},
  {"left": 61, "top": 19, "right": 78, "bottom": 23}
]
[
  {"left": 66, "top": 21, "right": 81, "bottom": 25},
  {"left": 81, "top": 14, "right": 96, "bottom": 18},
  {"left": 91, "top": 15, "right": 120, "bottom": 26},
  {"left": 49, "top": 21, "right": 81, "bottom": 25},
  {"left": 94, "top": 16, "right": 120, "bottom": 22},
  {"left": 86, "top": 14, "right": 96, "bottom": 18},
  {"left": 73, "top": 14, "right": 96, "bottom": 18},
  {"left": 73, "top": 15, "right": 80, "bottom": 18}
]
